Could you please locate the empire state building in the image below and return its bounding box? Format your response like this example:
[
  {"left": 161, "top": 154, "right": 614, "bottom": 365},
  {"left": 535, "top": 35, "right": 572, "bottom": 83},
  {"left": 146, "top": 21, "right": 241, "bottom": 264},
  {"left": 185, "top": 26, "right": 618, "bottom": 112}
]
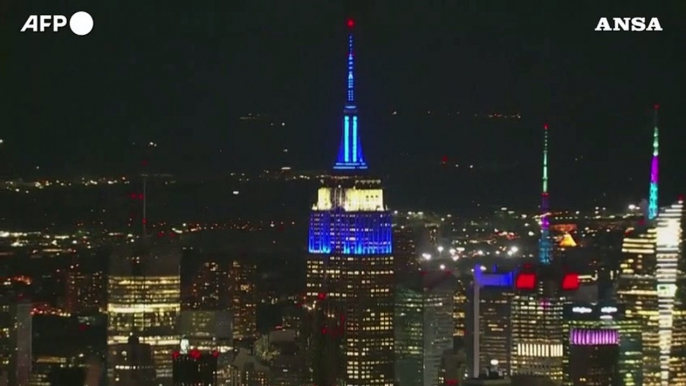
[{"left": 305, "top": 19, "right": 395, "bottom": 386}]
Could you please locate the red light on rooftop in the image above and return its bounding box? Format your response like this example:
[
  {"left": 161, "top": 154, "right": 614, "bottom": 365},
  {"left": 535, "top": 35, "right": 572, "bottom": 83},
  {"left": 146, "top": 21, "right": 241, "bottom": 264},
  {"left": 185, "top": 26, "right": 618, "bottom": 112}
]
[
  {"left": 321, "top": 327, "right": 328, "bottom": 335},
  {"left": 172, "top": 351, "right": 180, "bottom": 359},
  {"left": 138, "top": 194, "right": 144, "bottom": 200},
  {"left": 654, "top": 104, "right": 660, "bottom": 110},
  {"left": 446, "top": 380, "right": 459, "bottom": 386},
  {"left": 679, "top": 194, "right": 684, "bottom": 203},
  {"left": 562, "top": 273, "right": 580, "bottom": 291},
  {"left": 317, "top": 293, "right": 327, "bottom": 300},
  {"left": 78, "top": 324, "right": 88, "bottom": 331},
  {"left": 347, "top": 19, "right": 354, "bottom": 28},
  {"left": 189, "top": 349, "right": 201, "bottom": 359},
  {"left": 515, "top": 272, "right": 536, "bottom": 290},
  {"left": 544, "top": 123, "right": 548, "bottom": 130},
  {"left": 441, "top": 155, "right": 448, "bottom": 164},
  {"left": 212, "top": 351, "right": 219, "bottom": 358}
]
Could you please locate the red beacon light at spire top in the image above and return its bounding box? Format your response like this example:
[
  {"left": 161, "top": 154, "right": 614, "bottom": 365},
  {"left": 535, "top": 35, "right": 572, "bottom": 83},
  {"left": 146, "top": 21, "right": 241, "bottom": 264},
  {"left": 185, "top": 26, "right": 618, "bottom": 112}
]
[
  {"left": 347, "top": 19, "right": 354, "bottom": 28},
  {"left": 654, "top": 104, "right": 660, "bottom": 110}
]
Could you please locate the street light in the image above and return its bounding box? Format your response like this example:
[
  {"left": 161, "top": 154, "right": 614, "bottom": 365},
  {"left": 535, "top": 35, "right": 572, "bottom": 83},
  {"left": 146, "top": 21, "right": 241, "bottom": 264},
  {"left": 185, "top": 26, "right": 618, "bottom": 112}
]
[{"left": 422, "top": 253, "right": 432, "bottom": 260}]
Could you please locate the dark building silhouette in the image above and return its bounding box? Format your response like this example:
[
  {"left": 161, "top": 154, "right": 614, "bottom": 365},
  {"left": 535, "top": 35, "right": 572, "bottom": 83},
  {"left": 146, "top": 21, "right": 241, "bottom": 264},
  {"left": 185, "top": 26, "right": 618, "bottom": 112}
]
[{"left": 172, "top": 351, "right": 218, "bottom": 386}]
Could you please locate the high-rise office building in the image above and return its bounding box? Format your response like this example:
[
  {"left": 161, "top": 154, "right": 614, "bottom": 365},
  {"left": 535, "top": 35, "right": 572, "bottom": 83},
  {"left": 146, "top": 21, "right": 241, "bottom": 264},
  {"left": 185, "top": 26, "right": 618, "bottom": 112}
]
[
  {"left": 393, "top": 225, "right": 420, "bottom": 283},
  {"left": 305, "top": 19, "right": 394, "bottom": 386},
  {"left": 229, "top": 259, "right": 257, "bottom": 341},
  {"left": 616, "top": 105, "right": 663, "bottom": 386},
  {"left": 395, "top": 272, "right": 455, "bottom": 386},
  {"left": 394, "top": 285, "right": 423, "bottom": 386},
  {"left": 561, "top": 303, "right": 642, "bottom": 386},
  {"left": 471, "top": 266, "right": 514, "bottom": 376},
  {"left": 0, "top": 294, "right": 31, "bottom": 386},
  {"left": 172, "top": 350, "right": 218, "bottom": 386},
  {"left": 177, "top": 311, "right": 233, "bottom": 386},
  {"left": 454, "top": 275, "right": 468, "bottom": 339},
  {"left": 107, "top": 238, "right": 182, "bottom": 385},
  {"left": 510, "top": 264, "right": 580, "bottom": 382},
  {"left": 509, "top": 124, "right": 575, "bottom": 383},
  {"left": 656, "top": 199, "right": 685, "bottom": 386},
  {"left": 65, "top": 264, "right": 106, "bottom": 315},
  {"left": 109, "top": 335, "right": 157, "bottom": 386},
  {"left": 180, "top": 248, "right": 256, "bottom": 341}
]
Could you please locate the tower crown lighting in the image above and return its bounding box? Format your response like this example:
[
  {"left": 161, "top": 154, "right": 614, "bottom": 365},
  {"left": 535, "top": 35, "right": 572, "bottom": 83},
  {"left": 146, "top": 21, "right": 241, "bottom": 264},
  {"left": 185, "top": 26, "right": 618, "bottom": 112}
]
[{"left": 334, "top": 20, "right": 367, "bottom": 171}]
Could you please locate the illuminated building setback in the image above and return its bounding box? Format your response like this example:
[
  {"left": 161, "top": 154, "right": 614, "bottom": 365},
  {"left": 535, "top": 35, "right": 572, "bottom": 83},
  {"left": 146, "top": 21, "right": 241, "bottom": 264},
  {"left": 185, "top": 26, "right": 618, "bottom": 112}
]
[
  {"left": 305, "top": 19, "right": 394, "bottom": 386},
  {"left": 656, "top": 200, "right": 684, "bottom": 386}
]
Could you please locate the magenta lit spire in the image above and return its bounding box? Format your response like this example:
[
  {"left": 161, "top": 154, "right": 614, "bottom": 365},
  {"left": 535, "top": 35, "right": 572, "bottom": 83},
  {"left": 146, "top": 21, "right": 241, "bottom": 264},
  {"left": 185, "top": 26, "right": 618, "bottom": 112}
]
[{"left": 648, "top": 104, "right": 659, "bottom": 220}]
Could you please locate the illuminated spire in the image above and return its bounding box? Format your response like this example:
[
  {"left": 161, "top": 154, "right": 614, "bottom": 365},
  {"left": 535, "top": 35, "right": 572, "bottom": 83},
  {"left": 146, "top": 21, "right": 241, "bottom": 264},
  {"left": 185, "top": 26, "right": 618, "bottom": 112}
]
[
  {"left": 334, "top": 19, "right": 367, "bottom": 171},
  {"left": 648, "top": 104, "right": 659, "bottom": 220},
  {"left": 539, "top": 123, "right": 552, "bottom": 265}
]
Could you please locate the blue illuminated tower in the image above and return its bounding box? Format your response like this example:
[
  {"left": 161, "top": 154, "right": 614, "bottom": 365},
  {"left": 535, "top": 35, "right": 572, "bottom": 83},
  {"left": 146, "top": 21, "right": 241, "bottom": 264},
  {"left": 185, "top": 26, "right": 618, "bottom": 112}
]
[
  {"left": 538, "top": 124, "right": 552, "bottom": 265},
  {"left": 305, "top": 19, "right": 395, "bottom": 386},
  {"left": 334, "top": 19, "right": 367, "bottom": 171}
]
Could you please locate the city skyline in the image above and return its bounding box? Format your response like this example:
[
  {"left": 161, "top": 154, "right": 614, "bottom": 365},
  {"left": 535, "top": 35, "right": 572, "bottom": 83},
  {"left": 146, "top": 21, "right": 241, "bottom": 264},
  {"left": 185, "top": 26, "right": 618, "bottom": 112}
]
[
  {"left": 1, "top": 5, "right": 686, "bottom": 386},
  {"left": 1, "top": 1, "right": 685, "bottom": 209}
]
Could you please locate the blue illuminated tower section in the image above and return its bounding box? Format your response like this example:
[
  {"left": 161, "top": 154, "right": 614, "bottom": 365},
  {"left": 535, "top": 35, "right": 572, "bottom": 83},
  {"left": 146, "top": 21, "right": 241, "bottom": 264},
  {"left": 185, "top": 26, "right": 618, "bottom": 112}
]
[
  {"left": 305, "top": 19, "right": 395, "bottom": 386},
  {"left": 539, "top": 124, "right": 552, "bottom": 265},
  {"left": 648, "top": 104, "right": 659, "bottom": 221},
  {"left": 334, "top": 19, "right": 367, "bottom": 171}
]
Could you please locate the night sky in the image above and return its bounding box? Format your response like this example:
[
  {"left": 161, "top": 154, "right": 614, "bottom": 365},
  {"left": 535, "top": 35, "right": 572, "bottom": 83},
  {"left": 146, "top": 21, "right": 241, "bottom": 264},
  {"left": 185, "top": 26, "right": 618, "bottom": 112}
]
[{"left": 1, "top": 0, "right": 685, "bottom": 208}]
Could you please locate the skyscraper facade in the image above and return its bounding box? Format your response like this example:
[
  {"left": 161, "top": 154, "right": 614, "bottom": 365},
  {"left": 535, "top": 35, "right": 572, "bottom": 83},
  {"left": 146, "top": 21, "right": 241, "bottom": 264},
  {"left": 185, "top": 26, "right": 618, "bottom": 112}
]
[
  {"left": 0, "top": 295, "right": 31, "bottom": 386},
  {"left": 670, "top": 201, "right": 686, "bottom": 386},
  {"left": 561, "top": 303, "right": 642, "bottom": 386},
  {"left": 656, "top": 199, "right": 685, "bottom": 386},
  {"left": 471, "top": 266, "right": 514, "bottom": 376},
  {"left": 305, "top": 19, "right": 394, "bottom": 386},
  {"left": 616, "top": 105, "right": 665, "bottom": 386},
  {"left": 107, "top": 238, "right": 182, "bottom": 385}
]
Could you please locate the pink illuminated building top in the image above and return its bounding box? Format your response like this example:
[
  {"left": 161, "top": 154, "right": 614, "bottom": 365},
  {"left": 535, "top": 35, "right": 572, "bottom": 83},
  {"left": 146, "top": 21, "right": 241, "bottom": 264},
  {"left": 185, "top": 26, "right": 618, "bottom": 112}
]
[{"left": 570, "top": 328, "right": 619, "bottom": 346}]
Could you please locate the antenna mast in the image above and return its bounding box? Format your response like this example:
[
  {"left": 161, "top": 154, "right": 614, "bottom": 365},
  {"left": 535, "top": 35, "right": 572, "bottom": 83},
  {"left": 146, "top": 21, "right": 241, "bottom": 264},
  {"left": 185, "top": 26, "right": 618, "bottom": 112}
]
[
  {"left": 648, "top": 104, "right": 659, "bottom": 221},
  {"left": 538, "top": 124, "right": 552, "bottom": 265}
]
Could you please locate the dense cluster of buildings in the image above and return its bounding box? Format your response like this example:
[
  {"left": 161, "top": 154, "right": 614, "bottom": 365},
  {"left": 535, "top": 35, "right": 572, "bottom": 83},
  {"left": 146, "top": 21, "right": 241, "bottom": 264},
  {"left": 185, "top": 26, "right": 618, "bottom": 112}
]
[{"left": 0, "top": 19, "right": 684, "bottom": 386}]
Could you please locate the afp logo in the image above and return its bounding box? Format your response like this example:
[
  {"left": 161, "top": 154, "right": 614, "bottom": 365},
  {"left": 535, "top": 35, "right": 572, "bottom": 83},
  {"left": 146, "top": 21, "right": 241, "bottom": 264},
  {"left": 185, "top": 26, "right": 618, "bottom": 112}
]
[
  {"left": 21, "top": 11, "right": 93, "bottom": 36},
  {"left": 595, "top": 17, "right": 662, "bottom": 32}
]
